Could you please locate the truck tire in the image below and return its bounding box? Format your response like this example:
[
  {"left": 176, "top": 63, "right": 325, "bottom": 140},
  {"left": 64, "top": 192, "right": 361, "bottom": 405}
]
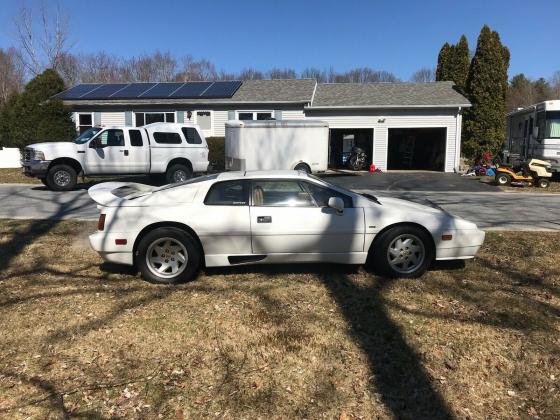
[
  {"left": 166, "top": 164, "right": 192, "bottom": 184},
  {"left": 294, "top": 162, "right": 311, "bottom": 174},
  {"left": 45, "top": 164, "right": 77, "bottom": 191}
]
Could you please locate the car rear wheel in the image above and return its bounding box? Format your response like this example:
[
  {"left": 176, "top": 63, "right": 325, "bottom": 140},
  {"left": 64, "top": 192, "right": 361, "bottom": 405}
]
[
  {"left": 137, "top": 227, "right": 201, "bottom": 284},
  {"left": 371, "top": 225, "right": 433, "bottom": 278},
  {"left": 166, "top": 164, "right": 192, "bottom": 184},
  {"left": 45, "top": 164, "right": 77, "bottom": 191},
  {"left": 495, "top": 173, "right": 511, "bottom": 186}
]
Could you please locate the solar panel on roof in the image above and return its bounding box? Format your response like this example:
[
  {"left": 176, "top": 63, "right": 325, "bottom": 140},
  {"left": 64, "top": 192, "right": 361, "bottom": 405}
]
[
  {"left": 110, "top": 83, "right": 156, "bottom": 98},
  {"left": 81, "top": 84, "right": 129, "bottom": 99},
  {"left": 201, "top": 81, "right": 242, "bottom": 98},
  {"left": 139, "top": 83, "right": 184, "bottom": 98},
  {"left": 56, "top": 84, "right": 103, "bottom": 99},
  {"left": 168, "top": 81, "right": 212, "bottom": 98}
]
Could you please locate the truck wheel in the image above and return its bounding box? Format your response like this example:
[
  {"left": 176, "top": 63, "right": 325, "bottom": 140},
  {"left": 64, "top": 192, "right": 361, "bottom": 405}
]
[
  {"left": 166, "top": 164, "right": 192, "bottom": 184},
  {"left": 495, "top": 173, "right": 511, "bottom": 186},
  {"left": 294, "top": 162, "right": 311, "bottom": 174},
  {"left": 537, "top": 178, "right": 550, "bottom": 188},
  {"left": 137, "top": 227, "right": 201, "bottom": 284},
  {"left": 46, "top": 164, "right": 77, "bottom": 191}
]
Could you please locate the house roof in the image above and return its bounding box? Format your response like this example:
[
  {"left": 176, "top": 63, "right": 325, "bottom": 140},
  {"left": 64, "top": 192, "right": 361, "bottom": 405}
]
[
  {"left": 310, "top": 81, "right": 470, "bottom": 108},
  {"left": 58, "top": 79, "right": 317, "bottom": 106}
]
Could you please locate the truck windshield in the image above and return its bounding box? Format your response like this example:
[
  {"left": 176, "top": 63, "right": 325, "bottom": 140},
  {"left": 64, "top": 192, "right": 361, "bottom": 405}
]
[{"left": 74, "top": 127, "right": 102, "bottom": 144}]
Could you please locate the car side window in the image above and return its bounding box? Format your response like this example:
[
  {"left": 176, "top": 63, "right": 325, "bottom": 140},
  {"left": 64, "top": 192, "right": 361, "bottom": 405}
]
[
  {"left": 153, "top": 132, "right": 182, "bottom": 144},
  {"left": 129, "top": 129, "right": 143, "bottom": 146},
  {"left": 302, "top": 181, "right": 353, "bottom": 208},
  {"left": 204, "top": 181, "right": 248, "bottom": 206},
  {"left": 252, "top": 180, "right": 315, "bottom": 207},
  {"left": 98, "top": 129, "right": 125, "bottom": 147},
  {"left": 182, "top": 127, "right": 202, "bottom": 144}
]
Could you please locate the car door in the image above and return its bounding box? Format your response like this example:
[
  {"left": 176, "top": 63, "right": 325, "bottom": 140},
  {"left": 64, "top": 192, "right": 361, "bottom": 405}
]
[
  {"left": 249, "top": 179, "right": 364, "bottom": 256},
  {"left": 85, "top": 129, "right": 129, "bottom": 174},
  {"left": 125, "top": 128, "right": 150, "bottom": 173},
  {"left": 200, "top": 180, "right": 252, "bottom": 258}
]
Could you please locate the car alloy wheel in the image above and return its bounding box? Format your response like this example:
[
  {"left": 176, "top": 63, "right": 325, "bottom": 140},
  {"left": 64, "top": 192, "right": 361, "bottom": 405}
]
[
  {"left": 145, "top": 237, "right": 188, "bottom": 279},
  {"left": 386, "top": 234, "right": 425, "bottom": 275},
  {"left": 173, "top": 170, "right": 188, "bottom": 183}
]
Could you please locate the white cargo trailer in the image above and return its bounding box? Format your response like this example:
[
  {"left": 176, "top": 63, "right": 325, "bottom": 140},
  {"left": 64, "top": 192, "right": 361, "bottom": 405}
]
[{"left": 225, "top": 120, "right": 329, "bottom": 173}]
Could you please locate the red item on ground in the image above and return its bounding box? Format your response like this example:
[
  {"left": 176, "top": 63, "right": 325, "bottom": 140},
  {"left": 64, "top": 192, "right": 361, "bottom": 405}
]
[{"left": 369, "top": 163, "right": 376, "bottom": 173}]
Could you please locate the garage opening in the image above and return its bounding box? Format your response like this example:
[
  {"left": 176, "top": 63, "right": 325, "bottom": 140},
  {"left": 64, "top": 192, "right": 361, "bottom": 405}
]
[
  {"left": 387, "top": 128, "right": 446, "bottom": 171},
  {"left": 329, "top": 129, "right": 373, "bottom": 169}
]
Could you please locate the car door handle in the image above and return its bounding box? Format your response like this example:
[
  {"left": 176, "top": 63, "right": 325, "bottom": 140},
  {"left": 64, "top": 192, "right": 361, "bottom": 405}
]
[
  {"left": 120, "top": 150, "right": 129, "bottom": 156},
  {"left": 257, "top": 216, "right": 271, "bottom": 223}
]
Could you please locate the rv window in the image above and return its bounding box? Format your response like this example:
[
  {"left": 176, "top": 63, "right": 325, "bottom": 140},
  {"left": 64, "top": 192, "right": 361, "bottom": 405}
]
[
  {"left": 153, "top": 132, "right": 182, "bottom": 144},
  {"left": 181, "top": 127, "right": 202, "bottom": 144},
  {"left": 536, "top": 111, "right": 546, "bottom": 140},
  {"left": 546, "top": 111, "right": 560, "bottom": 139},
  {"left": 205, "top": 181, "right": 248, "bottom": 206}
]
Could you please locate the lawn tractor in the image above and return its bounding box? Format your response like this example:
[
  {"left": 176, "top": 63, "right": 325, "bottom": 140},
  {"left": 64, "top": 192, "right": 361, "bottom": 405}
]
[{"left": 495, "top": 158, "right": 553, "bottom": 188}]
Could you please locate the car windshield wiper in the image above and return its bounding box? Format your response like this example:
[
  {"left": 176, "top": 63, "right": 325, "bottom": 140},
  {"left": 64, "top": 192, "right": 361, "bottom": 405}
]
[{"left": 360, "top": 192, "right": 381, "bottom": 205}]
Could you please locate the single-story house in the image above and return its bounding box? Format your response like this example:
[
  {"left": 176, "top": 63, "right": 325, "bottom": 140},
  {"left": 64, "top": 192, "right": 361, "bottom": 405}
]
[{"left": 55, "top": 79, "right": 470, "bottom": 172}]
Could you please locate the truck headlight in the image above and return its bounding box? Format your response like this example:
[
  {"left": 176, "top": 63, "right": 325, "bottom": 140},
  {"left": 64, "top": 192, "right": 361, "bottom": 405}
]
[{"left": 33, "top": 150, "right": 45, "bottom": 161}]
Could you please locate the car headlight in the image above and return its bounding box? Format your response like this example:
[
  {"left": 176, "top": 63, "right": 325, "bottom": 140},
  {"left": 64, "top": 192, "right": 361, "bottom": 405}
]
[{"left": 33, "top": 150, "right": 45, "bottom": 160}]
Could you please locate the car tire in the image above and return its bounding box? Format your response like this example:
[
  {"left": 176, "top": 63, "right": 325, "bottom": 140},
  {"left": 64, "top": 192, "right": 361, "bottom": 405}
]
[
  {"left": 294, "top": 162, "right": 311, "bottom": 173},
  {"left": 45, "top": 164, "right": 77, "bottom": 191},
  {"left": 495, "top": 173, "right": 511, "bottom": 186},
  {"left": 537, "top": 178, "right": 550, "bottom": 188},
  {"left": 166, "top": 163, "right": 192, "bottom": 184},
  {"left": 137, "top": 227, "right": 201, "bottom": 284},
  {"left": 370, "top": 225, "right": 434, "bottom": 278}
]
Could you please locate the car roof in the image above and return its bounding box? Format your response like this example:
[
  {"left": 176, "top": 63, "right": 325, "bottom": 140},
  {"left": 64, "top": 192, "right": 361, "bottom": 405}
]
[{"left": 216, "top": 170, "right": 309, "bottom": 180}]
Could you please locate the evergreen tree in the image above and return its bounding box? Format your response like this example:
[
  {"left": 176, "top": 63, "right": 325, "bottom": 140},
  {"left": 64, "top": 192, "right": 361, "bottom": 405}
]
[
  {"left": 436, "top": 43, "right": 452, "bottom": 81},
  {"left": 0, "top": 69, "right": 75, "bottom": 149},
  {"left": 462, "top": 25, "right": 510, "bottom": 157},
  {"left": 452, "top": 35, "right": 470, "bottom": 91}
]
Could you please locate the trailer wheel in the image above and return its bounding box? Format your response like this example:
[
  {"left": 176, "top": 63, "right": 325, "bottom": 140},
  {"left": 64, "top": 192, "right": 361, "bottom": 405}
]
[
  {"left": 495, "top": 173, "right": 511, "bottom": 186},
  {"left": 536, "top": 178, "right": 550, "bottom": 188},
  {"left": 294, "top": 162, "right": 311, "bottom": 174}
]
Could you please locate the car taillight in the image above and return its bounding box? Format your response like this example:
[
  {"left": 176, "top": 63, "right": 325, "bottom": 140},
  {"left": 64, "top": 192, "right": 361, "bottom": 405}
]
[{"left": 98, "top": 214, "right": 106, "bottom": 231}]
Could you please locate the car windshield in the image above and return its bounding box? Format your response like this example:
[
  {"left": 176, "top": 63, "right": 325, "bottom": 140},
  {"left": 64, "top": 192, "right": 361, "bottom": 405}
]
[{"left": 74, "top": 127, "right": 102, "bottom": 144}]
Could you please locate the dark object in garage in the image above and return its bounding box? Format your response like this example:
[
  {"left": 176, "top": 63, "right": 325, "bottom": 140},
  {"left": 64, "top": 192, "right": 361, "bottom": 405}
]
[
  {"left": 388, "top": 128, "right": 446, "bottom": 171},
  {"left": 329, "top": 129, "right": 374, "bottom": 169}
]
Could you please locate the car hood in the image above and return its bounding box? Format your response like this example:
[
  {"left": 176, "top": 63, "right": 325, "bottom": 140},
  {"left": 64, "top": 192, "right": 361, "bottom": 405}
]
[{"left": 27, "top": 142, "right": 80, "bottom": 160}]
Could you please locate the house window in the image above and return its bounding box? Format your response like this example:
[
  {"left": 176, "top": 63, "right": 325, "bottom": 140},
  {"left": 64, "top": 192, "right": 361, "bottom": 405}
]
[
  {"left": 77, "top": 113, "right": 93, "bottom": 134},
  {"left": 196, "top": 111, "right": 212, "bottom": 131},
  {"left": 135, "top": 112, "right": 175, "bottom": 127},
  {"left": 237, "top": 111, "right": 273, "bottom": 121}
]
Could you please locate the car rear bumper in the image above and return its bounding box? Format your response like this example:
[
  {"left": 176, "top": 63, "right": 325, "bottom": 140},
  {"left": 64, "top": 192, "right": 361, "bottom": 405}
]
[
  {"left": 89, "top": 231, "right": 134, "bottom": 265},
  {"left": 22, "top": 160, "right": 50, "bottom": 178}
]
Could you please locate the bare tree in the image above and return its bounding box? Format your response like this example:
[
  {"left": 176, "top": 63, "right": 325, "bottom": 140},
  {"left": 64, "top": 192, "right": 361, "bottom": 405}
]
[
  {"left": 78, "top": 52, "right": 124, "bottom": 83},
  {"left": 410, "top": 67, "right": 435, "bottom": 83},
  {"left": 14, "top": 1, "right": 72, "bottom": 77},
  {"left": 330, "top": 68, "right": 399, "bottom": 83},
  {"left": 266, "top": 67, "right": 297, "bottom": 79},
  {"left": 301, "top": 67, "right": 328, "bottom": 82},
  {"left": 175, "top": 55, "right": 216, "bottom": 81},
  {"left": 0, "top": 48, "right": 25, "bottom": 106},
  {"left": 551, "top": 70, "right": 560, "bottom": 99},
  {"left": 237, "top": 68, "right": 264, "bottom": 80}
]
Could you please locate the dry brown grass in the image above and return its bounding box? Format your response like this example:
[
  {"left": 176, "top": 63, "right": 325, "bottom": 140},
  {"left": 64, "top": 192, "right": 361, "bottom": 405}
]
[
  {"left": 478, "top": 175, "right": 560, "bottom": 193},
  {"left": 0, "top": 220, "right": 558, "bottom": 419},
  {"left": 0, "top": 168, "right": 40, "bottom": 184}
]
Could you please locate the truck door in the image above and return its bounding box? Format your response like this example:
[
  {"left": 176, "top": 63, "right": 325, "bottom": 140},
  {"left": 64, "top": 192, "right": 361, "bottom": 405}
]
[
  {"left": 125, "top": 128, "right": 150, "bottom": 173},
  {"left": 85, "top": 129, "right": 129, "bottom": 174}
]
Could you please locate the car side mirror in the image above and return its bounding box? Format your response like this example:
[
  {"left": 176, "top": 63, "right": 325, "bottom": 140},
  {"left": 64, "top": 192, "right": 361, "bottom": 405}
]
[{"left": 328, "top": 196, "right": 344, "bottom": 213}]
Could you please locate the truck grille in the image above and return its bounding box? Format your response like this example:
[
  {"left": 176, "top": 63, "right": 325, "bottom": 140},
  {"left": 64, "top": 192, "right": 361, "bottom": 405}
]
[{"left": 23, "top": 148, "right": 33, "bottom": 162}]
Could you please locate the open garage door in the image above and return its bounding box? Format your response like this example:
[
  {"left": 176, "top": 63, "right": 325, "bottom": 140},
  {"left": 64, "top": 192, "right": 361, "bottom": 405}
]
[
  {"left": 387, "top": 128, "right": 446, "bottom": 171},
  {"left": 329, "top": 129, "right": 373, "bottom": 169}
]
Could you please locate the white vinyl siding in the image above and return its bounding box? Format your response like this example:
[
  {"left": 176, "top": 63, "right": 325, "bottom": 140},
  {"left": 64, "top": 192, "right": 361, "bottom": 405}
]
[
  {"left": 100, "top": 112, "right": 126, "bottom": 126},
  {"left": 281, "top": 110, "right": 306, "bottom": 120},
  {"left": 304, "top": 109, "right": 460, "bottom": 172},
  {"left": 212, "top": 110, "right": 229, "bottom": 137}
]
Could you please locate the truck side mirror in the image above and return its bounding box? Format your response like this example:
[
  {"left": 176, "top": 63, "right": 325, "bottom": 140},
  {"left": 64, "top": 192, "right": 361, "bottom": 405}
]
[
  {"left": 328, "top": 197, "right": 344, "bottom": 213},
  {"left": 89, "top": 137, "right": 100, "bottom": 148}
]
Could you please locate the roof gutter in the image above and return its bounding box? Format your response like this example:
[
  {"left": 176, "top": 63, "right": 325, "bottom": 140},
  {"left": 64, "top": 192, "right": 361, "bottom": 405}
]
[
  {"left": 305, "top": 104, "right": 472, "bottom": 110},
  {"left": 62, "top": 99, "right": 313, "bottom": 106}
]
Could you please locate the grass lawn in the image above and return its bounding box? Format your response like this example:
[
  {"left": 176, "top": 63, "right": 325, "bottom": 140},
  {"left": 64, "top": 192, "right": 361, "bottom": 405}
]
[
  {"left": 0, "top": 220, "right": 558, "bottom": 418},
  {"left": 478, "top": 175, "right": 560, "bottom": 193},
  {"left": 0, "top": 168, "right": 40, "bottom": 184}
]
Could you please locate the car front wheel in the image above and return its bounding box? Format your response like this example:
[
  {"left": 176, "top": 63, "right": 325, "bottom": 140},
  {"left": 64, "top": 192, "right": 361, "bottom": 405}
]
[
  {"left": 137, "top": 227, "right": 201, "bottom": 284},
  {"left": 371, "top": 225, "right": 434, "bottom": 278}
]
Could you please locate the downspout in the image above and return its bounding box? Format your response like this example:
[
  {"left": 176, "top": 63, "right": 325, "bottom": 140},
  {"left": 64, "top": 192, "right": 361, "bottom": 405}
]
[{"left": 455, "top": 107, "right": 461, "bottom": 172}]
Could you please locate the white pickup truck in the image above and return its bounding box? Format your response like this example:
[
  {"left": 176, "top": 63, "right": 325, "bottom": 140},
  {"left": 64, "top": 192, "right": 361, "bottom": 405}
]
[{"left": 22, "top": 122, "right": 209, "bottom": 191}]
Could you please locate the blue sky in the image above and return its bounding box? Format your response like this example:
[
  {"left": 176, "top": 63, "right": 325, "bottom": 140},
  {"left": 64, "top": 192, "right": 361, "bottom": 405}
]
[{"left": 0, "top": 0, "right": 558, "bottom": 81}]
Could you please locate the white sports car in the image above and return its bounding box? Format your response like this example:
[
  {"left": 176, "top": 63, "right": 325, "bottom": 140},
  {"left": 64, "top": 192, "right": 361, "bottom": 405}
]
[{"left": 88, "top": 171, "right": 485, "bottom": 283}]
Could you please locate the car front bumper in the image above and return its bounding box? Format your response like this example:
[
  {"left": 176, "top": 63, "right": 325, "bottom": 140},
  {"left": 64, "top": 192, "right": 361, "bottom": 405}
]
[
  {"left": 89, "top": 231, "right": 134, "bottom": 265},
  {"left": 22, "top": 160, "right": 51, "bottom": 178},
  {"left": 435, "top": 228, "right": 486, "bottom": 260}
]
